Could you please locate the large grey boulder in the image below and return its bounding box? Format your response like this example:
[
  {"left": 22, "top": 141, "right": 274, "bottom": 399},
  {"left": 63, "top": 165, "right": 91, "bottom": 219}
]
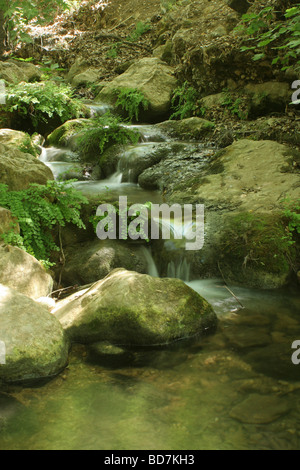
[
  {"left": 0, "top": 244, "right": 53, "bottom": 300},
  {"left": 97, "top": 58, "right": 178, "bottom": 122},
  {"left": 0, "top": 284, "right": 69, "bottom": 383},
  {"left": 0, "top": 143, "right": 53, "bottom": 190},
  {"left": 53, "top": 268, "right": 217, "bottom": 345}
]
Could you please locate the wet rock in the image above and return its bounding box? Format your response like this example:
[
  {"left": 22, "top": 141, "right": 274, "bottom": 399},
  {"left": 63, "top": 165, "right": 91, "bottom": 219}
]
[
  {"left": 0, "top": 143, "right": 53, "bottom": 191},
  {"left": 54, "top": 268, "right": 217, "bottom": 346},
  {"left": 97, "top": 58, "right": 178, "bottom": 122},
  {"left": 0, "top": 284, "right": 69, "bottom": 383},
  {"left": 230, "top": 394, "right": 290, "bottom": 424},
  {"left": 0, "top": 393, "right": 24, "bottom": 431},
  {"left": 59, "top": 239, "right": 148, "bottom": 287},
  {"left": 244, "top": 344, "right": 300, "bottom": 382},
  {"left": 223, "top": 326, "right": 271, "bottom": 349},
  {"left": 0, "top": 245, "right": 53, "bottom": 300}
]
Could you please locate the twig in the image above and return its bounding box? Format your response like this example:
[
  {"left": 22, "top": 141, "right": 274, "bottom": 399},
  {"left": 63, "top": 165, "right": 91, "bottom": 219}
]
[
  {"left": 58, "top": 225, "right": 66, "bottom": 289},
  {"left": 217, "top": 261, "right": 245, "bottom": 309},
  {"left": 96, "top": 32, "right": 152, "bottom": 52},
  {"left": 107, "top": 15, "right": 134, "bottom": 32}
]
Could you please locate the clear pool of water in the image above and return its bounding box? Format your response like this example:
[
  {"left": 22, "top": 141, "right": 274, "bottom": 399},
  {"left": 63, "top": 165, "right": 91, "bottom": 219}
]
[{"left": 0, "top": 283, "right": 299, "bottom": 450}]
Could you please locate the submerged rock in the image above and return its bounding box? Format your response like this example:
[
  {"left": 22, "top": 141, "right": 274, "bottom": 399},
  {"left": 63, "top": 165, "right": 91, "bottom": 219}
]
[
  {"left": 230, "top": 394, "right": 290, "bottom": 424},
  {"left": 0, "top": 245, "right": 53, "bottom": 300},
  {"left": 0, "top": 284, "right": 69, "bottom": 384},
  {"left": 54, "top": 268, "right": 217, "bottom": 346}
]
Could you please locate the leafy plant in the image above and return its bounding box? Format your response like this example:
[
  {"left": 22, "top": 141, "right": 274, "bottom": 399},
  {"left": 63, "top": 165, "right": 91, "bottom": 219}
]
[
  {"left": 281, "top": 197, "right": 300, "bottom": 246},
  {"left": 0, "top": 180, "right": 88, "bottom": 266},
  {"left": 219, "top": 212, "right": 296, "bottom": 274},
  {"left": 127, "top": 22, "right": 151, "bottom": 42},
  {"left": 237, "top": 4, "right": 300, "bottom": 71},
  {"left": 0, "top": 0, "right": 74, "bottom": 50},
  {"left": 221, "top": 90, "right": 249, "bottom": 120},
  {"left": 38, "top": 58, "right": 66, "bottom": 81},
  {"left": 170, "top": 81, "right": 200, "bottom": 120},
  {"left": 113, "top": 88, "right": 150, "bottom": 121},
  {"left": 17, "top": 132, "right": 37, "bottom": 156},
  {"left": 4, "top": 81, "right": 87, "bottom": 130},
  {"left": 76, "top": 112, "right": 140, "bottom": 161}
]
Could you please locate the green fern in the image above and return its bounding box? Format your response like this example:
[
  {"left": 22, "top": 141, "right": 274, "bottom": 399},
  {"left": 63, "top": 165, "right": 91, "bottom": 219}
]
[
  {"left": 0, "top": 181, "right": 88, "bottom": 266},
  {"left": 76, "top": 113, "right": 140, "bottom": 161},
  {"left": 4, "top": 81, "right": 87, "bottom": 130},
  {"left": 113, "top": 88, "right": 149, "bottom": 122}
]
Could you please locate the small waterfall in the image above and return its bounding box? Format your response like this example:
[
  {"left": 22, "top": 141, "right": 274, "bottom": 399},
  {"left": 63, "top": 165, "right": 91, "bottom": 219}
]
[
  {"left": 107, "top": 171, "right": 123, "bottom": 184},
  {"left": 167, "top": 258, "right": 191, "bottom": 282},
  {"left": 141, "top": 247, "right": 159, "bottom": 278}
]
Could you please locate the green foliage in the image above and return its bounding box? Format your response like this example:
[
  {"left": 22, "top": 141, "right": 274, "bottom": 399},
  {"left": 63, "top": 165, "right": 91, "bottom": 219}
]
[
  {"left": 4, "top": 81, "right": 87, "bottom": 130},
  {"left": 219, "top": 211, "right": 297, "bottom": 274},
  {"left": 281, "top": 197, "right": 300, "bottom": 245},
  {"left": 170, "top": 81, "right": 201, "bottom": 120},
  {"left": 106, "top": 43, "right": 120, "bottom": 59},
  {"left": 127, "top": 22, "right": 151, "bottom": 42},
  {"left": 221, "top": 90, "right": 250, "bottom": 120},
  {"left": 38, "top": 58, "right": 66, "bottom": 81},
  {"left": 237, "top": 4, "right": 300, "bottom": 71},
  {"left": 76, "top": 113, "right": 140, "bottom": 161},
  {"left": 1, "top": 0, "right": 74, "bottom": 49},
  {"left": 0, "top": 180, "right": 88, "bottom": 266},
  {"left": 17, "top": 132, "right": 37, "bottom": 156},
  {"left": 113, "top": 88, "right": 150, "bottom": 122}
]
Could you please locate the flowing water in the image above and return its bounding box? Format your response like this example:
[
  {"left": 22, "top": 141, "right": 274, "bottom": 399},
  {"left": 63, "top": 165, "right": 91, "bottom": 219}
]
[{"left": 1, "top": 119, "right": 299, "bottom": 450}]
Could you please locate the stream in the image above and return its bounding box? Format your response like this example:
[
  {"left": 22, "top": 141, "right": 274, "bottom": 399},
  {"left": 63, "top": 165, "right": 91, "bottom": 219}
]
[{"left": 0, "top": 115, "right": 299, "bottom": 450}]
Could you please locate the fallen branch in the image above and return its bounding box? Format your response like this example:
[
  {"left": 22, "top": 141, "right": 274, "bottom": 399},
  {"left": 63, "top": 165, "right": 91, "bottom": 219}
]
[
  {"left": 96, "top": 32, "right": 152, "bottom": 52},
  {"left": 217, "top": 261, "right": 245, "bottom": 309},
  {"left": 107, "top": 15, "right": 134, "bottom": 32}
]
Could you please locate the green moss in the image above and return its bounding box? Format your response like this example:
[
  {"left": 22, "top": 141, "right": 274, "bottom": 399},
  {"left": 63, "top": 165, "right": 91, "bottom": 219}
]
[
  {"left": 47, "top": 119, "right": 91, "bottom": 147},
  {"left": 219, "top": 212, "right": 297, "bottom": 276}
]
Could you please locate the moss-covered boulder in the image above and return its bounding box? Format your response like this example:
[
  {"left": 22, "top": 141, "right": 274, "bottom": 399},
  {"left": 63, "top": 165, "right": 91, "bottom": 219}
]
[
  {"left": 46, "top": 118, "right": 91, "bottom": 148},
  {"left": 54, "top": 268, "right": 217, "bottom": 345},
  {"left": 0, "top": 245, "right": 53, "bottom": 300},
  {"left": 96, "top": 58, "right": 178, "bottom": 122},
  {"left": 0, "top": 143, "right": 53, "bottom": 191},
  {"left": 0, "top": 284, "right": 69, "bottom": 384},
  {"left": 156, "top": 117, "right": 215, "bottom": 140}
]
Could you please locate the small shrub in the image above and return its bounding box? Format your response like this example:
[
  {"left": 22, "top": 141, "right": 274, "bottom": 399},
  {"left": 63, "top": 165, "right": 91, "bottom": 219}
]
[
  {"left": 237, "top": 4, "right": 300, "bottom": 71},
  {"left": 0, "top": 181, "right": 88, "bottom": 266},
  {"left": 170, "top": 82, "right": 200, "bottom": 120},
  {"left": 76, "top": 113, "right": 140, "bottom": 161},
  {"left": 4, "top": 81, "right": 87, "bottom": 131},
  {"left": 113, "top": 88, "right": 149, "bottom": 121},
  {"left": 127, "top": 22, "right": 151, "bottom": 42}
]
